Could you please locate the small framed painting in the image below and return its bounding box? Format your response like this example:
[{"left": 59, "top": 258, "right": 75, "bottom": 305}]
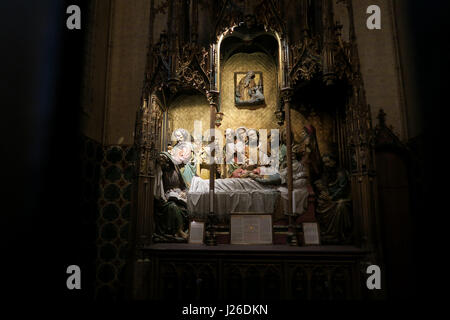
[
  {"left": 234, "top": 71, "right": 265, "bottom": 107},
  {"left": 302, "top": 222, "right": 321, "bottom": 246},
  {"left": 188, "top": 221, "right": 205, "bottom": 244}
]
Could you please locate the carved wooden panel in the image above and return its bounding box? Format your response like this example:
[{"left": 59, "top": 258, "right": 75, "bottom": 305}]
[{"left": 145, "top": 246, "right": 362, "bottom": 300}]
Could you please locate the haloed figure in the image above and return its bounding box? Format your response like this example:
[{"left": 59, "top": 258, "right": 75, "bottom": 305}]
[
  {"left": 169, "top": 128, "right": 197, "bottom": 187},
  {"left": 298, "top": 125, "right": 323, "bottom": 183},
  {"left": 170, "top": 128, "right": 192, "bottom": 164},
  {"left": 224, "top": 128, "right": 236, "bottom": 164},
  {"left": 236, "top": 71, "right": 264, "bottom": 105},
  {"left": 229, "top": 127, "right": 247, "bottom": 177},
  {"left": 246, "top": 128, "right": 259, "bottom": 167},
  {"left": 314, "top": 153, "right": 352, "bottom": 244}
]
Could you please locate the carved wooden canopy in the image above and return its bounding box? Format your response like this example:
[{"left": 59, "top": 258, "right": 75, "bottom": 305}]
[{"left": 142, "top": 0, "right": 354, "bottom": 108}]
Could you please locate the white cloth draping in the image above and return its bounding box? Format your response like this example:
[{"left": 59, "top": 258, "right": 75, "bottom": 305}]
[
  {"left": 187, "top": 176, "right": 309, "bottom": 220},
  {"left": 188, "top": 177, "right": 279, "bottom": 219}
]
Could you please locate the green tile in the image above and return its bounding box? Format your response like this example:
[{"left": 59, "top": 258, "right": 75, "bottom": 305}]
[
  {"left": 102, "top": 204, "right": 119, "bottom": 221},
  {"left": 104, "top": 184, "right": 120, "bottom": 201},
  {"left": 105, "top": 165, "right": 122, "bottom": 182},
  {"left": 123, "top": 165, "right": 135, "bottom": 182},
  {"left": 101, "top": 223, "right": 118, "bottom": 241},
  {"left": 119, "top": 223, "right": 129, "bottom": 240},
  {"left": 122, "top": 184, "right": 132, "bottom": 201},
  {"left": 99, "top": 243, "right": 117, "bottom": 262},
  {"left": 121, "top": 203, "right": 131, "bottom": 221},
  {"left": 106, "top": 147, "right": 123, "bottom": 164}
]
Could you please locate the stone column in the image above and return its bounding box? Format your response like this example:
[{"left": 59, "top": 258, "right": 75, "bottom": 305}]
[
  {"left": 205, "top": 90, "right": 219, "bottom": 245},
  {"left": 281, "top": 87, "right": 297, "bottom": 246}
]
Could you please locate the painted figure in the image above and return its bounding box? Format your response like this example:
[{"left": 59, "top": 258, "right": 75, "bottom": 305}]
[
  {"left": 298, "top": 125, "right": 323, "bottom": 183},
  {"left": 169, "top": 128, "right": 197, "bottom": 187},
  {"left": 153, "top": 152, "right": 189, "bottom": 242},
  {"left": 314, "top": 153, "right": 352, "bottom": 244},
  {"left": 235, "top": 71, "right": 264, "bottom": 105}
]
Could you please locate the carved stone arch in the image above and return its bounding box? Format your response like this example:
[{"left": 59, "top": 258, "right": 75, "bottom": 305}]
[
  {"left": 212, "top": 1, "right": 288, "bottom": 96},
  {"left": 220, "top": 32, "right": 280, "bottom": 63}
]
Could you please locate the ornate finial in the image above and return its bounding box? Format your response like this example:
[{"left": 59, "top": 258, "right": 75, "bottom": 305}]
[
  {"left": 206, "top": 90, "right": 219, "bottom": 106},
  {"left": 280, "top": 87, "right": 294, "bottom": 102},
  {"left": 215, "top": 112, "right": 224, "bottom": 127},
  {"left": 377, "top": 109, "right": 387, "bottom": 127},
  {"left": 275, "top": 109, "right": 285, "bottom": 126}
]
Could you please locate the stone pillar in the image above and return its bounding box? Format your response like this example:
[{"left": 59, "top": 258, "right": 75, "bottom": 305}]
[
  {"left": 281, "top": 87, "right": 297, "bottom": 246},
  {"left": 205, "top": 90, "right": 219, "bottom": 245}
]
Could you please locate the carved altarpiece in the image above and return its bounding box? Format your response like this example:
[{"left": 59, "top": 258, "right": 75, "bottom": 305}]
[{"left": 127, "top": 0, "right": 383, "bottom": 300}]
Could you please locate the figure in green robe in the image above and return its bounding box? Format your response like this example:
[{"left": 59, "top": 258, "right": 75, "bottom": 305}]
[
  {"left": 153, "top": 152, "right": 190, "bottom": 242},
  {"left": 314, "top": 153, "right": 352, "bottom": 244}
]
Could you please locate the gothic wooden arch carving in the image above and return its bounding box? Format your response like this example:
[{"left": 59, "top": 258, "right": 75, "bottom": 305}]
[{"left": 213, "top": 0, "right": 286, "bottom": 42}]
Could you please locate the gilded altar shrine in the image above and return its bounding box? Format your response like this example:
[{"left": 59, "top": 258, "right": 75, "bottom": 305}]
[{"left": 128, "top": 0, "right": 382, "bottom": 300}]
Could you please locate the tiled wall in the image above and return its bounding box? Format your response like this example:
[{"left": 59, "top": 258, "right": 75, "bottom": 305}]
[
  {"left": 95, "top": 144, "right": 137, "bottom": 299},
  {"left": 81, "top": 135, "right": 137, "bottom": 300}
]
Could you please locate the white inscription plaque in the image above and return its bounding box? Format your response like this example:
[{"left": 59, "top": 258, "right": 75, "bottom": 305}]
[{"left": 230, "top": 214, "right": 272, "bottom": 244}]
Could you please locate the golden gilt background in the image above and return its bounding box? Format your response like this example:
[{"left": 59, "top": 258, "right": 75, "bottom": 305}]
[
  {"left": 168, "top": 51, "right": 333, "bottom": 155},
  {"left": 220, "top": 52, "right": 278, "bottom": 131}
]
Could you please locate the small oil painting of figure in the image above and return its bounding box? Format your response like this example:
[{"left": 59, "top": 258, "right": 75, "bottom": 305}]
[{"left": 235, "top": 71, "right": 265, "bottom": 106}]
